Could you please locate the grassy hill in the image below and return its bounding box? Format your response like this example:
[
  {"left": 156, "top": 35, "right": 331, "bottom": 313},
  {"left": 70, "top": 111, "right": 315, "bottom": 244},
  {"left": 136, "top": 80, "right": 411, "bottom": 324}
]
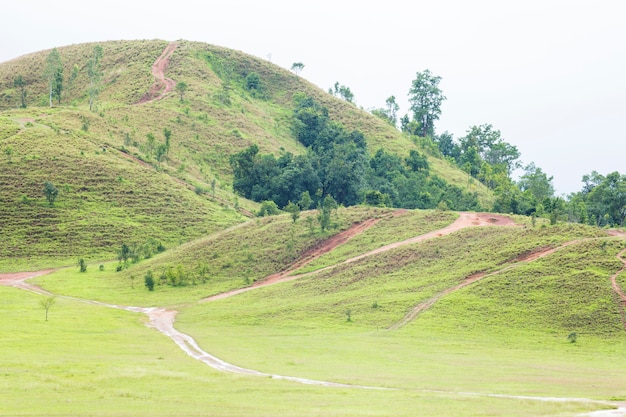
[
  {"left": 2, "top": 40, "right": 625, "bottom": 416},
  {"left": 0, "top": 40, "right": 495, "bottom": 270}
]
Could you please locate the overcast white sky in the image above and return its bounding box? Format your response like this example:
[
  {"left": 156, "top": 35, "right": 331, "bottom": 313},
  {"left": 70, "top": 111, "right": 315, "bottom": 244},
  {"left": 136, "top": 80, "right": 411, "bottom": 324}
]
[{"left": 2, "top": 0, "right": 624, "bottom": 194}]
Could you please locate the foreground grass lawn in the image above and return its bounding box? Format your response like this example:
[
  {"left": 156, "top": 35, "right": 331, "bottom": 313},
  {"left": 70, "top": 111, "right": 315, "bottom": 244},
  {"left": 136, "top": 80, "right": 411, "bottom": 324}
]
[{"left": 0, "top": 286, "right": 609, "bottom": 416}]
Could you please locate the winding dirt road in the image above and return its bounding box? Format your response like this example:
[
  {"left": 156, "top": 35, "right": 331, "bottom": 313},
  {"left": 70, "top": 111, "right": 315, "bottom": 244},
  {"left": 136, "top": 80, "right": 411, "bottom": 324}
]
[
  {"left": 137, "top": 41, "right": 178, "bottom": 104},
  {"left": 2, "top": 212, "right": 626, "bottom": 415}
]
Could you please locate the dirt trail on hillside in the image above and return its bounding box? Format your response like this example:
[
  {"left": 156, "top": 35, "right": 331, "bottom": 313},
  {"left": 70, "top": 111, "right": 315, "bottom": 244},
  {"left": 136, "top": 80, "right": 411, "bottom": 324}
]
[
  {"left": 203, "top": 217, "right": 385, "bottom": 302},
  {"left": 203, "top": 212, "right": 518, "bottom": 302},
  {"left": 3, "top": 217, "right": 626, "bottom": 413},
  {"left": 610, "top": 248, "right": 626, "bottom": 330},
  {"left": 137, "top": 42, "right": 178, "bottom": 104},
  {"left": 388, "top": 239, "right": 590, "bottom": 330}
]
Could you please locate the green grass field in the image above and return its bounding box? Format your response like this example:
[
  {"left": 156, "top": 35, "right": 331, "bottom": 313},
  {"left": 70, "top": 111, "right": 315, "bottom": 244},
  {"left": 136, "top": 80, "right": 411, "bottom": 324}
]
[{"left": 0, "top": 285, "right": 612, "bottom": 416}]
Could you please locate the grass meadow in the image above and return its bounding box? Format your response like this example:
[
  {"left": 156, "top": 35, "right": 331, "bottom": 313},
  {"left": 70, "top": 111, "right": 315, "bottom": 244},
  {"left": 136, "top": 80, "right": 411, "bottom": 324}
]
[{"left": 0, "top": 285, "right": 611, "bottom": 417}]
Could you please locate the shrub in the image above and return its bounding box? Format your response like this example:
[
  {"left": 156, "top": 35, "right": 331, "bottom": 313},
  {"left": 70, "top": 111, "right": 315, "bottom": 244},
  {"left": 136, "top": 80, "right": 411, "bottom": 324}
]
[{"left": 144, "top": 271, "right": 155, "bottom": 291}]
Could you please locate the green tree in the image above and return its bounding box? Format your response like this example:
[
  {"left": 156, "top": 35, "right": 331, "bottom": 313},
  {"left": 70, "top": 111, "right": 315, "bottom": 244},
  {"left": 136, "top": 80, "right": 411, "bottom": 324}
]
[
  {"left": 258, "top": 200, "right": 279, "bottom": 217},
  {"left": 405, "top": 149, "right": 429, "bottom": 173},
  {"left": 332, "top": 82, "right": 354, "bottom": 103},
  {"left": 175, "top": 81, "right": 188, "bottom": 101},
  {"left": 146, "top": 133, "right": 156, "bottom": 158},
  {"left": 87, "top": 45, "right": 103, "bottom": 111},
  {"left": 518, "top": 162, "right": 555, "bottom": 203},
  {"left": 65, "top": 64, "right": 79, "bottom": 102},
  {"left": 299, "top": 190, "right": 313, "bottom": 210},
  {"left": 13, "top": 75, "right": 27, "bottom": 108},
  {"left": 285, "top": 201, "right": 301, "bottom": 222},
  {"left": 408, "top": 69, "right": 446, "bottom": 136},
  {"left": 144, "top": 271, "right": 155, "bottom": 291},
  {"left": 4, "top": 146, "right": 13, "bottom": 163},
  {"left": 371, "top": 96, "right": 399, "bottom": 127},
  {"left": 39, "top": 296, "right": 56, "bottom": 321},
  {"left": 78, "top": 258, "right": 87, "bottom": 273},
  {"left": 45, "top": 48, "right": 63, "bottom": 107},
  {"left": 245, "top": 73, "right": 260, "bottom": 91},
  {"left": 163, "top": 127, "right": 172, "bottom": 156},
  {"left": 290, "top": 62, "right": 305, "bottom": 76},
  {"left": 43, "top": 182, "right": 59, "bottom": 206}
]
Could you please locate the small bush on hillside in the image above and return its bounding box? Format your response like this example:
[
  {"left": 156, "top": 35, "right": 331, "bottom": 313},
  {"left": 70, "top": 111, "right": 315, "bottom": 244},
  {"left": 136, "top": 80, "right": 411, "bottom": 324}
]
[
  {"left": 144, "top": 271, "right": 155, "bottom": 291},
  {"left": 258, "top": 200, "right": 279, "bottom": 217},
  {"left": 78, "top": 258, "right": 87, "bottom": 273}
]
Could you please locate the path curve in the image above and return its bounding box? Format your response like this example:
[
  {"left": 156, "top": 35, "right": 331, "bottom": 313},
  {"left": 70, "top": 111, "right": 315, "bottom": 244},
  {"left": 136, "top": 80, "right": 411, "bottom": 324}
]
[
  {"left": 389, "top": 239, "right": 590, "bottom": 330},
  {"left": 610, "top": 248, "right": 626, "bottom": 330},
  {"left": 137, "top": 41, "right": 178, "bottom": 104},
  {"left": 203, "top": 217, "right": 383, "bottom": 302},
  {"left": 2, "top": 215, "right": 626, "bottom": 415},
  {"left": 202, "top": 212, "right": 517, "bottom": 302}
]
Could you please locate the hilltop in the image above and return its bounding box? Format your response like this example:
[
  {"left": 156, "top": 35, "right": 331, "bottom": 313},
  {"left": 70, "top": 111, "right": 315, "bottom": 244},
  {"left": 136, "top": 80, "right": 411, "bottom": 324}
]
[{"left": 0, "top": 40, "right": 495, "bottom": 269}]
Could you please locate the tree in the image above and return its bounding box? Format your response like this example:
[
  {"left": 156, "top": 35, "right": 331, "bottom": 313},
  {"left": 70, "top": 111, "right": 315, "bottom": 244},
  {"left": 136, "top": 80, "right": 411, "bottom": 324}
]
[
  {"left": 13, "top": 75, "right": 27, "bottom": 108},
  {"left": 45, "top": 48, "right": 63, "bottom": 107},
  {"left": 78, "top": 258, "right": 87, "bottom": 272},
  {"left": 371, "top": 96, "right": 399, "bottom": 127},
  {"left": 118, "top": 243, "right": 130, "bottom": 264},
  {"left": 66, "top": 64, "right": 79, "bottom": 102},
  {"left": 4, "top": 146, "right": 13, "bottom": 163},
  {"left": 146, "top": 133, "right": 156, "bottom": 158},
  {"left": 332, "top": 82, "right": 354, "bottom": 103},
  {"left": 175, "top": 81, "right": 188, "bottom": 101},
  {"left": 144, "top": 271, "right": 155, "bottom": 291},
  {"left": 163, "top": 128, "right": 172, "bottom": 156},
  {"left": 43, "top": 182, "right": 59, "bottom": 206},
  {"left": 87, "top": 45, "right": 103, "bottom": 111},
  {"left": 245, "top": 73, "right": 260, "bottom": 91},
  {"left": 299, "top": 190, "right": 312, "bottom": 210},
  {"left": 518, "top": 162, "right": 555, "bottom": 203},
  {"left": 285, "top": 201, "right": 301, "bottom": 222},
  {"left": 290, "top": 62, "right": 305, "bottom": 76},
  {"left": 39, "top": 296, "right": 56, "bottom": 321},
  {"left": 408, "top": 69, "right": 446, "bottom": 137},
  {"left": 385, "top": 96, "right": 399, "bottom": 126}
]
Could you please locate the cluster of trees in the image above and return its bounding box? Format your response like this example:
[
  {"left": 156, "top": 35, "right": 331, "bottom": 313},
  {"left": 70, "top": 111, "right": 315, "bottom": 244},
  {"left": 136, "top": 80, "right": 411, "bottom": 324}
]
[
  {"left": 116, "top": 239, "right": 166, "bottom": 271},
  {"left": 370, "top": 69, "right": 625, "bottom": 227},
  {"left": 12, "top": 45, "right": 103, "bottom": 110},
  {"left": 144, "top": 262, "right": 210, "bottom": 291},
  {"left": 230, "top": 94, "right": 480, "bottom": 211}
]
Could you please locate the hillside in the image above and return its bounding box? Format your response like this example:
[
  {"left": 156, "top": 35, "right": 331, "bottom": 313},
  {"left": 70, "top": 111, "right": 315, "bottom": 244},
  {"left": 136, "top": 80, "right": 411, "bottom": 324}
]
[{"left": 0, "top": 40, "right": 495, "bottom": 270}]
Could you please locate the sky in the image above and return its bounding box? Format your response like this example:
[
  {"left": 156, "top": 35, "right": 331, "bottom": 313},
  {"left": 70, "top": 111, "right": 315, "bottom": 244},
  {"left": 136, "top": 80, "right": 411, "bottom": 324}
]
[{"left": 2, "top": 0, "right": 624, "bottom": 195}]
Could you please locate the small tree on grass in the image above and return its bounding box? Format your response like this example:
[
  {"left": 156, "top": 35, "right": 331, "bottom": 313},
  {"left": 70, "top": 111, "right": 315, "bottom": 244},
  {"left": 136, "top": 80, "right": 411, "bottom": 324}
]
[
  {"left": 285, "top": 201, "right": 300, "bottom": 223},
  {"left": 40, "top": 296, "right": 56, "bottom": 321},
  {"left": 144, "top": 271, "right": 155, "bottom": 291},
  {"left": 43, "top": 181, "right": 59, "bottom": 206},
  {"left": 175, "top": 81, "right": 188, "bottom": 102},
  {"left": 567, "top": 332, "right": 577, "bottom": 343},
  {"left": 78, "top": 258, "right": 87, "bottom": 272},
  {"left": 290, "top": 62, "right": 305, "bottom": 76}
]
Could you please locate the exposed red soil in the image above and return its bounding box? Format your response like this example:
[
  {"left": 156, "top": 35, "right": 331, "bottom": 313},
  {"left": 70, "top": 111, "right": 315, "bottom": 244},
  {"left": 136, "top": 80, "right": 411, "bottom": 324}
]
[
  {"left": 202, "top": 212, "right": 519, "bottom": 302},
  {"left": 203, "top": 217, "right": 384, "bottom": 301},
  {"left": 610, "top": 248, "right": 626, "bottom": 330},
  {"left": 137, "top": 42, "right": 178, "bottom": 104},
  {"left": 388, "top": 240, "right": 589, "bottom": 330},
  {"left": 0, "top": 270, "right": 55, "bottom": 295}
]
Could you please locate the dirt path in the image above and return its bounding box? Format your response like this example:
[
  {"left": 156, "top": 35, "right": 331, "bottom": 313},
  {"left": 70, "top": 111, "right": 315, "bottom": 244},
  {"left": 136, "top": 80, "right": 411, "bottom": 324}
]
[
  {"left": 388, "top": 240, "right": 589, "bottom": 330},
  {"left": 2, "top": 216, "right": 626, "bottom": 414},
  {"left": 203, "top": 217, "right": 384, "bottom": 302},
  {"left": 203, "top": 212, "right": 518, "bottom": 302},
  {"left": 610, "top": 248, "right": 626, "bottom": 330},
  {"left": 137, "top": 42, "right": 178, "bottom": 104}
]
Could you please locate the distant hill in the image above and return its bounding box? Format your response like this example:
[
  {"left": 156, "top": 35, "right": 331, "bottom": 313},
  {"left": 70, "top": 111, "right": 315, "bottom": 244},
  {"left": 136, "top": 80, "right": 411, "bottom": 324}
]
[{"left": 0, "top": 40, "right": 494, "bottom": 270}]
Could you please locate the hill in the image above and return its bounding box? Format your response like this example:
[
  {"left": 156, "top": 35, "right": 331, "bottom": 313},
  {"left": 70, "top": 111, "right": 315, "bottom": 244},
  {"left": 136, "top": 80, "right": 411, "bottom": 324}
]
[{"left": 0, "top": 40, "right": 495, "bottom": 269}]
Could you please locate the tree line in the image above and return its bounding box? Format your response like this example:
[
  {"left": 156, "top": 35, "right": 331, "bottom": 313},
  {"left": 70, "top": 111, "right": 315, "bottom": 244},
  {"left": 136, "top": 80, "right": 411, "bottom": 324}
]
[
  {"left": 11, "top": 45, "right": 104, "bottom": 110},
  {"left": 368, "top": 69, "right": 625, "bottom": 227},
  {"left": 230, "top": 93, "right": 481, "bottom": 212}
]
